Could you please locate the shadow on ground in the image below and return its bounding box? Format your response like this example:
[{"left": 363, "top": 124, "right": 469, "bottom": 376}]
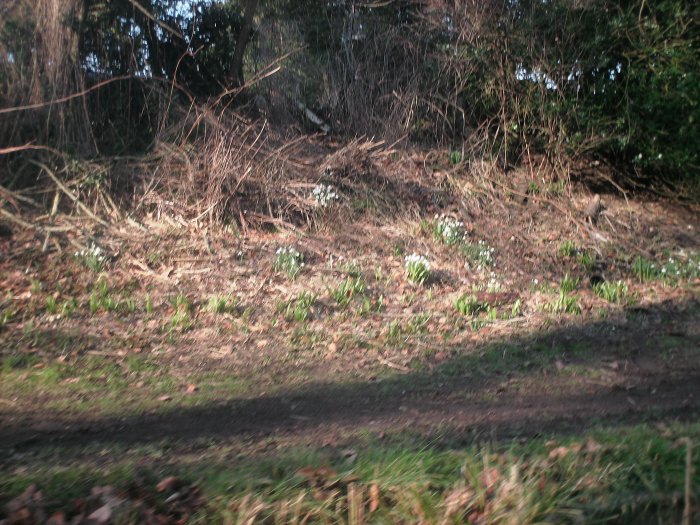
[{"left": 1, "top": 297, "right": 699, "bottom": 450}]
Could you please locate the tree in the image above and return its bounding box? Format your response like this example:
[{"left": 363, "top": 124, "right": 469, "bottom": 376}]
[{"left": 231, "top": 0, "right": 260, "bottom": 87}]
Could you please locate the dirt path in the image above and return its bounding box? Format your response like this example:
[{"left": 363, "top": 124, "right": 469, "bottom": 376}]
[
  {"left": 3, "top": 300, "right": 699, "bottom": 452},
  {"left": 6, "top": 369, "right": 699, "bottom": 451}
]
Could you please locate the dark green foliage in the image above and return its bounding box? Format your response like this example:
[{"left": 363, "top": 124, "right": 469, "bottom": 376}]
[
  {"left": 601, "top": 1, "right": 699, "bottom": 177},
  {"left": 78, "top": 0, "right": 248, "bottom": 96},
  {"left": 175, "top": 2, "right": 246, "bottom": 96},
  {"left": 416, "top": 0, "right": 699, "bottom": 181},
  {"left": 0, "top": 0, "right": 696, "bottom": 184}
]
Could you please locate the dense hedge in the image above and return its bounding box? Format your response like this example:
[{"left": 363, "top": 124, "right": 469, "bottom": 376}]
[{"left": 1, "top": 0, "right": 697, "bottom": 183}]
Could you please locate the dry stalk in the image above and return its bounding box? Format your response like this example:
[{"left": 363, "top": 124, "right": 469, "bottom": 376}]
[
  {"left": 29, "top": 160, "right": 108, "bottom": 226},
  {"left": 683, "top": 438, "right": 693, "bottom": 525}
]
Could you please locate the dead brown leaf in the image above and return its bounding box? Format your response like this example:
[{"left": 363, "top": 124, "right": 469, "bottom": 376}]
[
  {"left": 585, "top": 438, "right": 602, "bottom": 454},
  {"left": 369, "top": 484, "right": 380, "bottom": 513},
  {"left": 157, "top": 476, "right": 181, "bottom": 493},
  {"left": 443, "top": 485, "right": 474, "bottom": 521},
  {"left": 548, "top": 446, "right": 573, "bottom": 460},
  {"left": 479, "top": 467, "right": 500, "bottom": 494}
]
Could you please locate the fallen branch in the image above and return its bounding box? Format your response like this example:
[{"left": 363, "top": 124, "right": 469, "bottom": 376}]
[
  {"left": 295, "top": 100, "right": 331, "bottom": 133},
  {"left": 0, "top": 207, "right": 36, "bottom": 230},
  {"left": 0, "top": 76, "right": 132, "bottom": 115},
  {"left": 0, "top": 144, "right": 52, "bottom": 155},
  {"left": 0, "top": 207, "right": 81, "bottom": 253},
  {"left": 29, "top": 160, "right": 109, "bottom": 226},
  {"left": 376, "top": 354, "right": 410, "bottom": 373}
]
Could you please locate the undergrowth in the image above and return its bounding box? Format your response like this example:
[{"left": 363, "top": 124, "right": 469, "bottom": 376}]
[{"left": 1, "top": 422, "right": 696, "bottom": 524}]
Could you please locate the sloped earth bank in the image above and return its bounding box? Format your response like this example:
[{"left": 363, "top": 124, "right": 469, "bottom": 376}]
[{"left": 1, "top": 140, "right": 699, "bottom": 522}]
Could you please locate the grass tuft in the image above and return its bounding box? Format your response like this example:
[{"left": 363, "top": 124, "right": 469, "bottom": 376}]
[
  {"left": 330, "top": 277, "right": 367, "bottom": 308},
  {"left": 279, "top": 292, "right": 317, "bottom": 322},
  {"left": 593, "top": 280, "right": 628, "bottom": 303},
  {"left": 455, "top": 294, "right": 488, "bottom": 316}
]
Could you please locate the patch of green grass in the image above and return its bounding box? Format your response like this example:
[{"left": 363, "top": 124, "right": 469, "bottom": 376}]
[
  {"left": 2, "top": 349, "right": 277, "bottom": 421},
  {"left": 0, "top": 463, "right": 142, "bottom": 516},
  {"left": 0, "top": 415, "right": 697, "bottom": 524},
  {"left": 373, "top": 265, "right": 385, "bottom": 282},
  {"left": 288, "top": 323, "right": 326, "bottom": 351},
  {"left": 558, "top": 240, "right": 577, "bottom": 258},
  {"left": 61, "top": 297, "right": 78, "bottom": 317},
  {"left": 593, "top": 280, "right": 628, "bottom": 303},
  {"left": 125, "top": 355, "right": 159, "bottom": 374},
  {"left": 559, "top": 273, "right": 579, "bottom": 293},
  {"left": 547, "top": 291, "right": 581, "bottom": 314},
  {"left": 455, "top": 294, "right": 488, "bottom": 316},
  {"left": 391, "top": 240, "right": 405, "bottom": 257},
  {"left": 632, "top": 256, "right": 658, "bottom": 282},
  {"left": 89, "top": 282, "right": 117, "bottom": 313},
  {"left": 122, "top": 297, "right": 137, "bottom": 314},
  {"left": 357, "top": 294, "right": 383, "bottom": 316},
  {"left": 88, "top": 279, "right": 135, "bottom": 315},
  {"left": 0, "top": 306, "right": 16, "bottom": 327},
  {"left": 400, "top": 292, "right": 416, "bottom": 307},
  {"left": 468, "top": 318, "right": 489, "bottom": 331},
  {"left": 144, "top": 294, "right": 154, "bottom": 314},
  {"left": 407, "top": 312, "right": 431, "bottom": 334},
  {"left": 633, "top": 253, "right": 700, "bottom": 284},
  {"left": 577, "top": 250, "right": 596, "bottom": 271},
  {"left": 329, "top": 276, "right": 366, "bottom": 308},
  {"left": 485, "top": 305, "right": 499, "bottom": 321},
  {"left": 528, "top": 181, "right": 541, "bottom": 194},
  {"left": 2, "top": 353, "right": 39, "bottom": 373},
  {"left": 279, "top": 292, "right": 317, "bottom": 322},
  {"left": 169, "top": 294, "right": 194, "bottom": 331},
  {"left": 45, "top": 295, "right": 58, "bottom": 314},
  {"left": 42, "top": 294, "right": 75, "bottom": 317},
  {"left": 546, "top": 179, "right": 566, "bottom": 196},
  {"left": 386, "top": 319, "right": 404, "bottom": 345},
  {"left": 30, "top": 279, "right": 42, "bottom": 294},
  {"left": 508, "top": 299, "right": 523, "bottom": 318},
  {"left": 206, "top": 294, "right": 238, "bottom": 315}
]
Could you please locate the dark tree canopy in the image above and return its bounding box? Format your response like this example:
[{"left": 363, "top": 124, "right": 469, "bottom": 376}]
[{"left": 1, "top": 0, "right": 698, "bottom": 181}]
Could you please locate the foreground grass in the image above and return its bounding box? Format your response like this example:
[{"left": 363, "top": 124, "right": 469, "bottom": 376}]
[{"left": 1, "top": 421, "right": 697, "bottom": 523}]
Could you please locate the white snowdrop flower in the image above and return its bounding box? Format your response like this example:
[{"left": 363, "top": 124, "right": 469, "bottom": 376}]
[
  {"left": 435, "top": 215, "right": 465, "bottom": 245},
  {"left": 404, "top": 253, "right": 431, "bottom": 271},
  {"left": 312, "top": 184, "right": 339, "bottom": 207}
]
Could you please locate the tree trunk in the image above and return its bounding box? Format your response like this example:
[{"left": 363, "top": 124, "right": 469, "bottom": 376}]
[{"left": 231, "top": 0, "right": 259, "bottom": 88}]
